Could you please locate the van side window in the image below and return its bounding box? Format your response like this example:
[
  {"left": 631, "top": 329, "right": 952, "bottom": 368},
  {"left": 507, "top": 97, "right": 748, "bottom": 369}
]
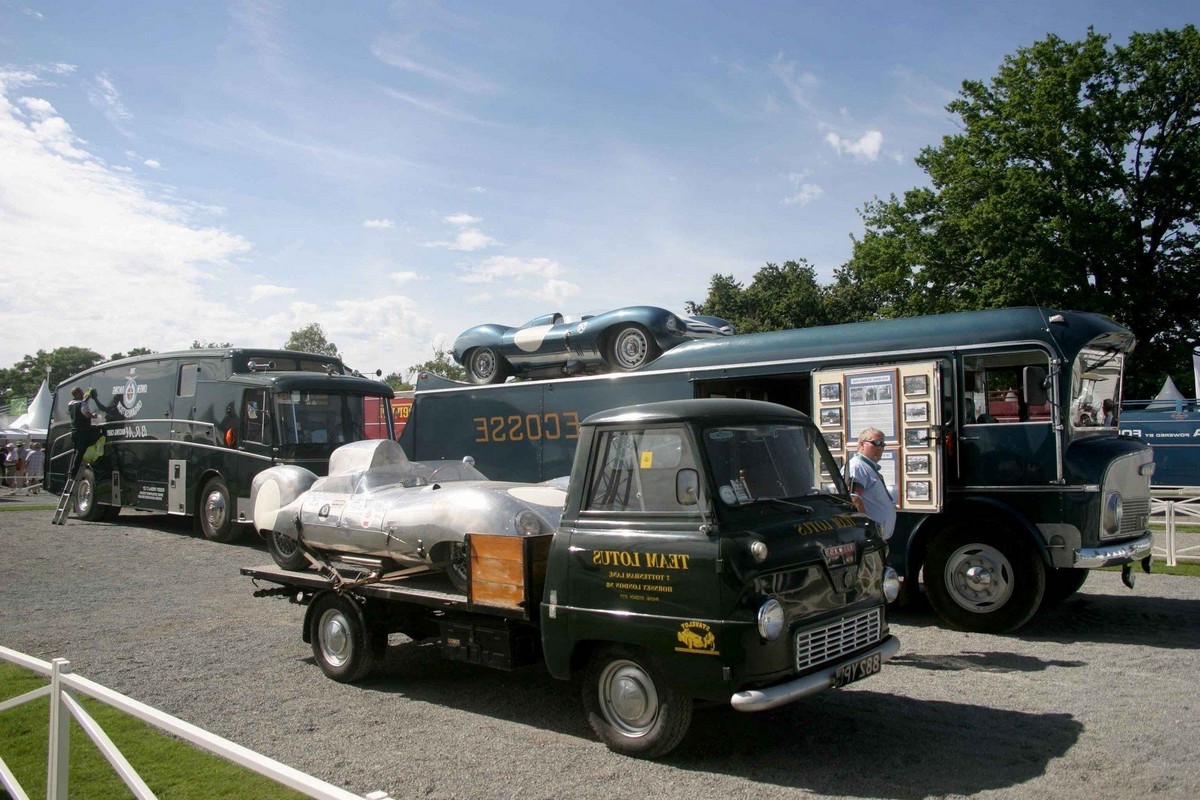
[
  {"left": 585, "top": 428, "right": 697, "bottom": 513},
  {"left": 177, "top": 364, "right": 198, "bottom": 397},
  {"left": 962, "top": 351, "right": 1050, "bottom": 425},
  {"left": 242, "top": 389, "right": 271, "bottom": 445}
]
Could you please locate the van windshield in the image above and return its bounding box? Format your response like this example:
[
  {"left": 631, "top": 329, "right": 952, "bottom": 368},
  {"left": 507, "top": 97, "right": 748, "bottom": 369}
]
[
  {"left": 274, "top": 392, "right": 387, "bottom": 447},
  {"left": 703, "top": 424, "right": 844, "bottom": 506}
]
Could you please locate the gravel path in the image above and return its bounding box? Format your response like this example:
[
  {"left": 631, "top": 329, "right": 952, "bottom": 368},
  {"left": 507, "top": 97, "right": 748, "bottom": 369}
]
[{"left": 2, "top": 507, "right": 1199, "bottom": 800}]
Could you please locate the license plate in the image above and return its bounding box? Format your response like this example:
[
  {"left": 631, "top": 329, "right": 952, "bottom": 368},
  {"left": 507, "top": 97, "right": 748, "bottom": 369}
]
[{"left": 833, "top": 652, "right": 881, "bottom": 687}]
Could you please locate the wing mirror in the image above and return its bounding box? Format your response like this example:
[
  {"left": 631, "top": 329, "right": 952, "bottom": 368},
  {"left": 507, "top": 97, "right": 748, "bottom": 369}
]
[
  {"left": 1023, "top": 366, "right": 1048, "bottom": 406},
  {"left": 676, "top": 468, "right": 700, "bottom": 506}
]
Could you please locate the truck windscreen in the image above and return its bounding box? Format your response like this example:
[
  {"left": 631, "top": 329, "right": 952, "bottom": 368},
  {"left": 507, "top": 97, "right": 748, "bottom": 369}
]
[
  {"left": 704, "top": 424, "right": 842, "bottom": 506},
  {"left": 274, "top": 392, "right": 379, "bottom": 447}
]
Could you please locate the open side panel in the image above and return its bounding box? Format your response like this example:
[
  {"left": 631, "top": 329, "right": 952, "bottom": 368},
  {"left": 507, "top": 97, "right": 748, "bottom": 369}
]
[{"left": 467, "top": 532, "right": 554, "bottom": 618}]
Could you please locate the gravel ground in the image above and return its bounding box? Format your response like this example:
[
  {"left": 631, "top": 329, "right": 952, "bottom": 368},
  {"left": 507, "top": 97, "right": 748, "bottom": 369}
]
[{"left": 2, "top": 504, "right": 1199, "bottom": 800}]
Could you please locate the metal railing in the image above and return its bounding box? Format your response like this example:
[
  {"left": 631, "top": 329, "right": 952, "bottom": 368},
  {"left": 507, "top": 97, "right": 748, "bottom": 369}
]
[
  {"left": 1150, "top": 488, "right": 1200, "bottom": 566},
  {"left": 0, "top": 645, "right": 393, "bottom": 800}
]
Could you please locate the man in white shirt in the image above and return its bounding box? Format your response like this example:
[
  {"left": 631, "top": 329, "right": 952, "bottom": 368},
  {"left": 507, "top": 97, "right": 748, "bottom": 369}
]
[{"left": 847, "top": 427, "right": 897, "bottom": 540}]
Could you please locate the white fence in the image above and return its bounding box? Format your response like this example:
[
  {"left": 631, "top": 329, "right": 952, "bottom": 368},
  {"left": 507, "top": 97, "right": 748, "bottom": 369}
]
[
  {"left": 1151, "top": 488, "right": 1200, "bottom": 566},
  {"left": 0, "top": 646, "right": 393, "bottom": 800}
]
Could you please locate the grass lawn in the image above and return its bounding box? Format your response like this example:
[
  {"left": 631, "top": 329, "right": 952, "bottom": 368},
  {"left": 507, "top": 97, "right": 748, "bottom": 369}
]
[{"left": 0, "top": 663, "right": 312, "bottom": 800}]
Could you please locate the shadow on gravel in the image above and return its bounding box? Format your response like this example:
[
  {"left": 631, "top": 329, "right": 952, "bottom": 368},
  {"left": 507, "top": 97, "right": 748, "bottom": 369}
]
[
  {"left": 316, "top": 643, "right": 1077, "bottom": 797},
  {"left": 62, "top": 514, "right": 271, "bottom": 554},
  {"left": 889, "top": 650, "right": 1085, "bottom": 672}
]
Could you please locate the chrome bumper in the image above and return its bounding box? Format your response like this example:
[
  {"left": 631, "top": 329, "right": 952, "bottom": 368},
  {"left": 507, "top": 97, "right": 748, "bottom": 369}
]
[
  {"left": 1073, "top": 532, "right": 1154, "bottom": 568},
  {"left": 730, "top": 635, "right": 900, "bottom": 712}
]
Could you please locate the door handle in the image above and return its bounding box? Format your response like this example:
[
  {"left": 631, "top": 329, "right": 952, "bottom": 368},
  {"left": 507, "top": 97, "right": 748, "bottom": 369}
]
[{"left": 960, "top": 436, "right": 980, "bottom": 441}]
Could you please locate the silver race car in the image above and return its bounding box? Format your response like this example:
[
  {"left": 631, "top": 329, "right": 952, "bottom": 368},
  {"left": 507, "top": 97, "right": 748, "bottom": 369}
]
[{"left": 250, "top": 439, "right": 566, "bottom": 591}]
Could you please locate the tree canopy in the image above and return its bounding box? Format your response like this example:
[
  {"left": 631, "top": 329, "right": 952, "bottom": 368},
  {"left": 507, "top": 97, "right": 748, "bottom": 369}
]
[
  {"left": 283, "top": 323, "right": 340, "bottom": 358},
  {"left": 0, "top": 347, "right": 106, "bottom": 400}
]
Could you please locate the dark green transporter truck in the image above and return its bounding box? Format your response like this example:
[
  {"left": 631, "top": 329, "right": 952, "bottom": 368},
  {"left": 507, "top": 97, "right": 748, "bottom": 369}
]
[{"left": 244, "top": 399, "right": 900, "bottom": 758}]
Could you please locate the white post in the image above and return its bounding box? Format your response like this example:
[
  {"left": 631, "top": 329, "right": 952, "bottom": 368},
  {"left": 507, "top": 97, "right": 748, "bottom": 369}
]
[
  {"left": 46, "top": 659, "right": 71, "bottom": 800},
  {"left": 1166, "top": 502, "right": 1177, "bottom": 568}
]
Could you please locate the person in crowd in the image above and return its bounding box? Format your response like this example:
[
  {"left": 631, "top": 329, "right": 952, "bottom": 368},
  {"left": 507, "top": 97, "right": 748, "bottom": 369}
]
[
  {"left": 15, "top": 442, "right": 30, "bottom": 487},
  {"left": 847, "top": 427, "right": 897, "bottom": 541},
  {"left": 2, "top": 443, "right": 16, "bottom": 487},
  {"left": 23, "top": 442, "right": 44, "bottom": 493}
]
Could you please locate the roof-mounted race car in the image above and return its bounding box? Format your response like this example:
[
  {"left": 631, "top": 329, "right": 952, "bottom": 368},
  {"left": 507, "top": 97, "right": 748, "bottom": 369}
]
[{"left": 450, "top": 305, "right": 734, "bottom": 384}]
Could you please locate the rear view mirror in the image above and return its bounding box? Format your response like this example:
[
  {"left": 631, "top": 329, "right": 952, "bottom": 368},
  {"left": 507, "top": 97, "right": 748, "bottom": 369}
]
[
  {"left": 676, "top": 469, "right": 700, "bottom": 506},
  {"left": 1023, "top": 366, "right": 1048, "bottom": 407}
]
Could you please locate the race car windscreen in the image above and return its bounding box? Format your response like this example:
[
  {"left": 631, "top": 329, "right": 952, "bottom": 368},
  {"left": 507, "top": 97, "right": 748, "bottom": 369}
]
[{"left": 704, "top": 423, "right": 842, "bottom": 506}]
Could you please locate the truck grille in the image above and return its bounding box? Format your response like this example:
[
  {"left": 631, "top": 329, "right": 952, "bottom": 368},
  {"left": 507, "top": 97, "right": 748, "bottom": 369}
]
[
  {"left": 794, "top": 608, "right": 882, "bottom": 672},
  {"left": 1120, "top": 496, "right": 1151, "bottom": 537}
]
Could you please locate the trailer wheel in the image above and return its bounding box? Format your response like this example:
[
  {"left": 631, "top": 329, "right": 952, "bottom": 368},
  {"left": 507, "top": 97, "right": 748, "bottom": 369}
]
[
  {"left": 465, "top": 347, "right": 510, "bottom": 385},
  {"left": 1042, "top": 568, "right": 1089, "bottom": 606},
  {"left": 267, "top": 530, "right": 309, "bottom": 571},
  {"left": 446, "top": 542, "right": 470, "bottom": 593},
  {"left": 198, "top": 477, "right": 239, "bottom": 543},
  {"left": 309, "top": 593, "right": 375, "bottom": 683},
  {"left": 582, "top": 645, "right": 692, "bottom": 758},
  {"left": 608, "top": 325, "right": 661, "bottom": 372},
  {"left": 73, "top": 467, "right": 108, "bottom": 522},
  {"left": 925, "top": 520, "right": 1045, "bottom": 634}
]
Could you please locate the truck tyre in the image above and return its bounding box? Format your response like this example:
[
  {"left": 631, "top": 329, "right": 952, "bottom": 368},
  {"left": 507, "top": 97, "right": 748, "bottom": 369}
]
[
  {"left": 197, "top": 476, "right": 240, "bottom": 543},
  {"left": 267, "top": 530, "right": 309, "bottom": 571},
  {"left": 309, "top": 593, "right": 375, "bottom": 683},
  {"left": 1042, "top": 568, "right": 1089, "bottom": 606},
  {"left": 465, "top": 347, "right": 510, "bottom": 385},
  {"left": 73, "top": 467, "right": 109, "bottom": 522},
  {"left": 924, "top": 520, "right": 1045, "bottom": 634},
  {"left": 582, "top": 645, "right": 692, "bottom": 758},
  {"left": 608, "top": 325, "right": 661, "bottom": 372}
]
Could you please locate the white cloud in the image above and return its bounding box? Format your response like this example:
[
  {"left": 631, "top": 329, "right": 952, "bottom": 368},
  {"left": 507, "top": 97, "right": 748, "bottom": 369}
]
[
  {"left": 389, "top": 270, "right": 419, "bottom": 283},
  {"left": 371, "top": 36, "right": 499, "bottom": 94},
  {"left": 444, "top": 213, "right": 479, "bottom": 227},
  {"left": 457, "top": 256, "right": 580, "bottom": 305},
  {"left": 363, "top": 218, "right": 395, "bottom": 229},
  {"left": 468, "top": 186, "right": 486, "bottom": 194},
  {"left": 382, "top": 87, "right": 486, "bottom": 125},
  {"left": 783, "top": 174, "right": 824, "bottom": 206},
  {"left": 87, "top": 72, "right": 133, "bottom": 136},
  {"left": 769, "top": 53, "right": 820, "bottom": 116},
  {"left": 825, "top": 129, "right": 883, "bottom": 161},
  {"left": 425, "top": 215, "right": 498, "bottom": 251},
  {"left": 249, "top": 284, "right": 297, "bottom": 302},
  {"left": 143, "top": 158, "right": 162, "bottom": 169}
]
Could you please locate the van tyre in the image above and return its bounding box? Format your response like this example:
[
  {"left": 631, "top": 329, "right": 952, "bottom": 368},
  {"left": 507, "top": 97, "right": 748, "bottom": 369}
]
[
  {"left": 309, "top": 593, "right": 375, "bottom": 683},
  {"left": 925, "top": 520, "right": 1045, "bottom": 634},
  {"left": 198, "top": 476, "right": 239, "bottom": 543},
  {"left": 1042, "top": 568, "right": 1089, "bottom": 606},
  {"left": 582, "top": 645, "right": 692, "bottom": 758},
  {"left": 608, "top": 325, "right": 661, "bottom": 371},
  {"left": 73, "top": 467, "right": 109, "bottom": 522},
  {"left": 268, "top": 530, "right": 309, "bottom": 571},
  {"left": 465, "top": 347, "right": 510, "bottom": 385}
]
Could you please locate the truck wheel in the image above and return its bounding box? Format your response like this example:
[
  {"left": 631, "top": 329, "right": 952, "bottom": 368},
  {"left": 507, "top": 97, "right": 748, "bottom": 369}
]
[
  {"left": 198, "top": 477, "right": 240, "bottom": 543},
  {"left": 73, "top": 467, "right": 108, "bottom": 522},
  {"left": 924, "top": 520, "right": 1045, "bottom": 634},
  {"left": 446, "top": 542, "right": 470, "bottom": 593},
  {"left": 267, "top": 530, "right": 309, "bottom": 571},
  {"left": 608, "top": 325, "right": 661, "bottom": 371},
  {"left": 309, "top": 594, "right": 375, "bottom": 682},
  {"left": 1042, "top": 568, "right": 1089, "bottom": 606},
  {"left": 582, "top": 645, "right": 692, "bottom": 758},
  {"left": 466, "top": 347, "right": 510, "bottom": 385}
]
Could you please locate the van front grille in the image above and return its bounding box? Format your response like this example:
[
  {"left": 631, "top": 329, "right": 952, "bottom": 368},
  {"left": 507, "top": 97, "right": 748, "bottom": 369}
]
[{"left": 794, "top": 608, "right": 882, "bottom": 672}]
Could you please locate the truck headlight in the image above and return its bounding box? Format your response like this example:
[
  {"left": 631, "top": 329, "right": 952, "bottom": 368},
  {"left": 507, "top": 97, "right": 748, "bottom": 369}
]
[
  {"left": 1102, "top": 492, "right": 1123, "bottom": 535},
  {"left": 757, "top": 598, "right": 784, "bottom": 641},
  {"left": 883, "top": 567, "right": 901, "bottom": 603},
  {"left": 514, "top": 510, "right": 542, "bottom": 535}
]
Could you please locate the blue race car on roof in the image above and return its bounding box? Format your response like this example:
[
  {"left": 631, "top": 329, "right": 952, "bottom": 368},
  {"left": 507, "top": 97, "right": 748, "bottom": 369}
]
[{"left": 451, "top": 306, "right": 734, "bottom": 384}]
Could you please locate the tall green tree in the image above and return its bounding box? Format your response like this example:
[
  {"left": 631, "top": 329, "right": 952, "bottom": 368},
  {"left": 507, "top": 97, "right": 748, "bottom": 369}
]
[
  {"left": 687, "top": 261, "right": 840, "bottom": 333},
  {"left": 0, "top": 347, "right": 106, "bottom": 399},
  {"left": 837, "top": 26, "right": 1200, "bottom": 396},
  {"left": 283, "top": 323, "right": 340, "bottom": 358},
  {"left": 403, "top": 345, "right": 465, "bottom": 385},
  {"left": 190, "top": 340, "right": 231, "bottom": 349}
]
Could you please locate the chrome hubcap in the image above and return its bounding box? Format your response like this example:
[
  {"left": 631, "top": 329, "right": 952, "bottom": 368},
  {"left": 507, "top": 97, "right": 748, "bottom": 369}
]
[
  {"left": 599, "top": 659, "right": 658, "bottom": 737},
  {"left": 205, "top": 491, "right": 227, "bottom": 530},
  {"left": 945, "top": 543, "right": 1013, "bottom": 613},
  {"left": 77, "top": 477, "right": 93, "bottom": 514},
  {"left": 318, "top": 609, "right": 351, "bottom": 667}
]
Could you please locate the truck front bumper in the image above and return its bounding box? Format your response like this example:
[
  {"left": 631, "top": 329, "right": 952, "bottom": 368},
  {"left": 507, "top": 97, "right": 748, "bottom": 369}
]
[
  {"left": 1073, "top": 532, "right": 1153, "bottom": 568},
  {"left": 730, "top": 635, "right": 900, "bottom": 712}
]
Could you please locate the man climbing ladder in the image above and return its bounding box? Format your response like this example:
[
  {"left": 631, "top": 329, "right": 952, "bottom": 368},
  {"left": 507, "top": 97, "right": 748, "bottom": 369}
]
[{"left": 52, "top": 387, "right": 103, "bottom": 525}]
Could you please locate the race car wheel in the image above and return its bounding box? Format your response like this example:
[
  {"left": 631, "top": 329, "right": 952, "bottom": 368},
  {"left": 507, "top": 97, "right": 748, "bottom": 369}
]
[
  {"left": 73, "top": 467, "right": 108, "bottom": 522},
  {"left": 309, "top": 593, "right": 375, "bottom": 683},
  {"left": 925, "top": 520, "right": 1045, "bottom": 634},
  {"left": 267, "top": 530, "right": 309, "bottom": 571},
  {"left": 198, "top": 476, "right": 240, "bottom": 543},
  {"left": 609, "top": 325, "right": 661, "bottom": 371},
  {"left": 447, "top": 542, "right": 470, "bottom": 593},
  {"left": 582, "top": 645, "right": 692, "bottom": 758},
  {"left": 466, "top": 347, "right": 511, "bottom": 385}
]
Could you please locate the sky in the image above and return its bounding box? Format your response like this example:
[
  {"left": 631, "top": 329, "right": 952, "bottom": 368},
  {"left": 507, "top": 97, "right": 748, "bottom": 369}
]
[{"left": 0, "top": 1, "right": 1193, "bottom": 378}]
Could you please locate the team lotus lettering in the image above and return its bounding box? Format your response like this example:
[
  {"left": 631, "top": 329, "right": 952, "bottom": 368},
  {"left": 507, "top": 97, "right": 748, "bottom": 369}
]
[
  {"left": 592, "top": 550, "right": 691, "bottom": 570},
  {"left": 675, "top": 621, "right": 719, "bottom": 655},
  {"left": 473, "top": 412, "right": 581, "bottom": 443},
  {"left": 795, "top": 515, "right": 857, "bottom": 537}
]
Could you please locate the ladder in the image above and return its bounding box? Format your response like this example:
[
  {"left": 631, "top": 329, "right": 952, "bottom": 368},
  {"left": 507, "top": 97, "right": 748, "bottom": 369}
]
[{"left": 52, "top": 459, "right": 85, "bottom": 525}]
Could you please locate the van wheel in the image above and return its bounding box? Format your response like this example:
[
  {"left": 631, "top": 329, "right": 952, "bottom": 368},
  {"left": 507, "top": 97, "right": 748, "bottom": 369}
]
[
  {"left": 608, "top": 325, "right": 661, "bottom": 371},
  {"left": 73, "top": 467, "right": 108, "bottom": 522},
  {"left": 465, "top": 347, "right": 510, "bottom": 385},
  {"left": 582, "top": 645, "right": 692, "bottom": 758},
  {"left": 267, "top": 530, "right": 309, "bottom": 571},
  {"left": 1042, "top": 568, "right": 1089, "bottom": 606},
  {"left": 309, "top": 593, "right": 375, "bottom": 682},
  {"left": 198, "top": 477, "right": 239, "bottom": 543},
  {"left": 925, "top": 521, "right": 1045, "bottom": 634}
]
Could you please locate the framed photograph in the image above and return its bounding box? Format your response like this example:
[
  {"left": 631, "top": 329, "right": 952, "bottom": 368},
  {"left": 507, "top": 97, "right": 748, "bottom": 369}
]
[
  {"left": 904, "top": 402, "right": 929, "bottom": 423},
  {"left": 904, "top": 427, "right": 931, "bottom": 448},
  {"left": 820, "top": 455, "right": 844, "bottom": 476},
  {"left": 819, "top": 383, "right": 841, "bottom": 403},
  {"left": 820, "top": 408, "right": 842, "bottom": 427},
  {"left": 903, "top": 375, "right": 929, "bottom": 397},
  {"left": 823, "top": 432, "right": 843, "bottom": 451},
  {"left": 906, "top": 480, "right": 931, "bottom": 502},
  {"left": 906, "top": 454, "right": 931, "bottom": 475}
]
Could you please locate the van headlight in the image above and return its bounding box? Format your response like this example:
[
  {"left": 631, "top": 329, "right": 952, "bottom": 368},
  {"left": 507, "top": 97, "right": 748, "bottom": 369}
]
[
  {"left": 883, "top": 567, "right": 901, "bottom": 603},
  {"left": 514, "top": 510, "right": 542, "bottom": 535},
  {"left": 1102, "top": 492, "right": 1123, "bottom": 535},
  {"left": 757, "top": 598, "right": 784, "bottom": 641}
]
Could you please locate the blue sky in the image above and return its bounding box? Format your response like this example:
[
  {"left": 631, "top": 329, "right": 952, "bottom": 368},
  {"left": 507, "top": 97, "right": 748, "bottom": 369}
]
[{"left": 0, "top": 1, "right": 1192, "bottom": 377}]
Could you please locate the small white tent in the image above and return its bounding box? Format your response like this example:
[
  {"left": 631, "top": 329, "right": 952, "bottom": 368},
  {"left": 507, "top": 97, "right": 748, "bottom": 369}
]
[
  {"left": 1147, "top": 376, "right": 1188, "bottom": 409},
  {"left": 9, "top": 380, "right": 51, "bottom": 436}
]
